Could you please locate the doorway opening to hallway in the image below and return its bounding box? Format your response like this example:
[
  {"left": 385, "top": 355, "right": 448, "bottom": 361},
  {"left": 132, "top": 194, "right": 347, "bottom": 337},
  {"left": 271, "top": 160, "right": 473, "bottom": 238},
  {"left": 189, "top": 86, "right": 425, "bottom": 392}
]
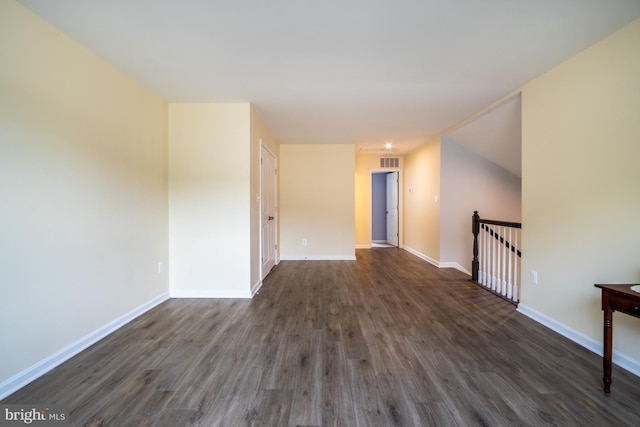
[{"left": 371, "top": 171, "right": 399, "bottom": 248}]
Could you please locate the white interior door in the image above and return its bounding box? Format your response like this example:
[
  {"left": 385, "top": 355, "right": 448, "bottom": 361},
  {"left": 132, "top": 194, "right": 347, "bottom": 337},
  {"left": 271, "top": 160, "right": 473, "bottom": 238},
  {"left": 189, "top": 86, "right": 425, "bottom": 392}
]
[
  {"left": 386, "top": 171, "right": 399, "bottom": 246},
  {"left": 261, "top": 145, "right": 277, "bottom": 279}
]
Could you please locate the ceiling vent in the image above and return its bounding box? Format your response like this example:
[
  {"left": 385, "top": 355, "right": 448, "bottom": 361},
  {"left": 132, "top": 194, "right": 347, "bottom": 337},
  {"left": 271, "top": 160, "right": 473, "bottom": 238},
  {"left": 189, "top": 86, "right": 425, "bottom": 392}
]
[{"left": 380, "top": 157, "right": 399, "bottom": 168}]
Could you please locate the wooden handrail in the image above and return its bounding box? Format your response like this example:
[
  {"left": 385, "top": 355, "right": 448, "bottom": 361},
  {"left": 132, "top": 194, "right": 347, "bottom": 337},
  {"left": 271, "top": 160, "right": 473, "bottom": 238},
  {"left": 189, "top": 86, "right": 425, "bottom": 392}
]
[{"left": 477, "top": 218, "right": 522, "bottom": 229}]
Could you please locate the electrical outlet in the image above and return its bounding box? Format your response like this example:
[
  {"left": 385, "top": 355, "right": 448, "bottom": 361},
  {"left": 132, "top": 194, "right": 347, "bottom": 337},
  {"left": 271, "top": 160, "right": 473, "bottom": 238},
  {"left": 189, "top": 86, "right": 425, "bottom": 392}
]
[
  {"left": 302, "top": 238, "right": 307, "bottom": 246},
  {"left": 530, "top": 270, "right": 538, "bottom": 284}
]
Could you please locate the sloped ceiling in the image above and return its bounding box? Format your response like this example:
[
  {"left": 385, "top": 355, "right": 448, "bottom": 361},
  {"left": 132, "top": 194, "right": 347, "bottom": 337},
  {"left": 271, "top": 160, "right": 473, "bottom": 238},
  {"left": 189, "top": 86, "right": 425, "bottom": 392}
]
[
  {"left": 17, "top": 0, "right": 640, "bottom": 157},
  {"left": 445, "top": 94, "right": 522, "bottom": 177}
]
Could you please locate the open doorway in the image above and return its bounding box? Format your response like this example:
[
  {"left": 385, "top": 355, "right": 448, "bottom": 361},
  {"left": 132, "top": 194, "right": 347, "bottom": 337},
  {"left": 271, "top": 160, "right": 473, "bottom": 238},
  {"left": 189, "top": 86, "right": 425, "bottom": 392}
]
[{"left": 371, "top": 171, "right": 399, "bottom": 247}]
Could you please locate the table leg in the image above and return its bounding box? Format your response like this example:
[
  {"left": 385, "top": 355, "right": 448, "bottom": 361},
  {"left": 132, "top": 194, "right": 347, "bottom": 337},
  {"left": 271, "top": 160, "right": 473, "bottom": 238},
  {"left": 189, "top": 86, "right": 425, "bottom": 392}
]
[{"left": 603, "top": 307, "right": 613, "bottom": 393}]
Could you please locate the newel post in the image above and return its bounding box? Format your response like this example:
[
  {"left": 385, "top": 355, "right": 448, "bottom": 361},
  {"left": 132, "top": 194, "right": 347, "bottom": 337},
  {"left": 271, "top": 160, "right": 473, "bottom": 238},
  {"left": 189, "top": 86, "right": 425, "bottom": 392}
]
[{"left": 472, "top": 211, "right": 480, "bottom": 282}]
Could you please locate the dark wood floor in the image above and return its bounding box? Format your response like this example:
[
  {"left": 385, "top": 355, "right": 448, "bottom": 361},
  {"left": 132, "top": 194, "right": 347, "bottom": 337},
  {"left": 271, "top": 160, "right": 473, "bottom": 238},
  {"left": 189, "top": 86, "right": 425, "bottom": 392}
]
[{"left": 4, "top": 249, "right": 640, "bottom": 426}]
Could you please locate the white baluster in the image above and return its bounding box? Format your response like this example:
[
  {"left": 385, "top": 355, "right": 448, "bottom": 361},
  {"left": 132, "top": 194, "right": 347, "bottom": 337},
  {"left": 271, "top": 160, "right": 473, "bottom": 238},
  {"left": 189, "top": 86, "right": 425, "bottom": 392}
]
[
  {"left": 512, "top": 229, "right": 520, "bottom": 301},
  {"left": 507, "top": 228, "right": 513, "bottom": 299},
  {"left": 478, "top": 225, "right": 484, "bottom": 285},
  {"left": 483, "top": 225, "right": 488, "bottom": 287},
  {"left": 491, "top": 226, "right": 497, "bottom": 291},
  {"left": 500, "top": 227, "right": 507, "bottom": 296},
  {"left": 471, "top": 217, "right": 522, "bottom": 304},
  {"left": 487, "top": 224, "right": 495, "bottom": 289},
  {"left": 495, "top": 226, "right": 500, "bottom": 294}
]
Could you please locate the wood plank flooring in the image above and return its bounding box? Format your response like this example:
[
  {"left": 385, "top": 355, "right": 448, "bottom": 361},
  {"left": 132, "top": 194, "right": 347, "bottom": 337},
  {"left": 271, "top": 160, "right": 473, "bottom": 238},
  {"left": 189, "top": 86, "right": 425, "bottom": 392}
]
[{"left": 4, "top": 248, "right": 640, "bottom": 426}]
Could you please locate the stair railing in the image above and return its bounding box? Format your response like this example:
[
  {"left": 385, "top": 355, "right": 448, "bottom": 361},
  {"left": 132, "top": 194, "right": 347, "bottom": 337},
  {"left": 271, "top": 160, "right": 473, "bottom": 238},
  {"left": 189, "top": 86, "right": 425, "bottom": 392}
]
[{"left": 472, "top": 211, "right": 522, "bottom": 304}]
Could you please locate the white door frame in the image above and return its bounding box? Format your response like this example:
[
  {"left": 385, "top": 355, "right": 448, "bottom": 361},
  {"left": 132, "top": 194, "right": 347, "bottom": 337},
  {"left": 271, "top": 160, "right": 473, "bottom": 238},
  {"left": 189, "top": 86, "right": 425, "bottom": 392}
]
[
  {"left": 260, "top": 142, "right": 278, "bottom": 281},
  {"left": 370, "top": 169, "right": 403, "bottom": 248},
  {"left": 386, "top": 171, "right": 399, "bottom": 246}
]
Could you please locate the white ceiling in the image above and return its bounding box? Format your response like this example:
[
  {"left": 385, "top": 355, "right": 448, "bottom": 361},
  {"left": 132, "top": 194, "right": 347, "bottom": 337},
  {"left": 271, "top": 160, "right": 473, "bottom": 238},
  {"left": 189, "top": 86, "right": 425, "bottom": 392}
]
[{"left": 18, "top": 0, "right": 640, "bottom": 162}]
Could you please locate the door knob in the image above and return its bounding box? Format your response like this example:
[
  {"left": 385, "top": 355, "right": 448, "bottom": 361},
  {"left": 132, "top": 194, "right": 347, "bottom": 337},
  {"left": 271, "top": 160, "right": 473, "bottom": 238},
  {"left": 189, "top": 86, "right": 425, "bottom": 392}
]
[{"left": 268, "top": 216, "right": 274, "bottom": 220}]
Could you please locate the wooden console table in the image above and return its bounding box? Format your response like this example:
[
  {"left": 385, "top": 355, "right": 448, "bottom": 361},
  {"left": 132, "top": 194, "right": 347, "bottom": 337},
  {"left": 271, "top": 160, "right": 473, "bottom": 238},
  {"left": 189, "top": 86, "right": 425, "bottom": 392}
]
[{"left": 594, "top": 284, "right": 640, "bottom": 393}]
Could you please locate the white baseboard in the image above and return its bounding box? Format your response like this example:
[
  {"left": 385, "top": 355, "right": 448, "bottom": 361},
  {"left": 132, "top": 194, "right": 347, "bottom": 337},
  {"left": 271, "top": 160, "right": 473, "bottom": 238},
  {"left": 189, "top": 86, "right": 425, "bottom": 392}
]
[
  {"left": 0, "top": 292, "right": 170, "bottom": 401},
  {"left": 280, "top": 255, "right": 357, "bottom": 261},
  {"left": 251, "top": 280, "right": 263, "bottom": 296},
  {"left": 170, "top": 290, "right": 252, "bottom": 298},
  {"left": 439, "top": 262, "right": 471, "bottom": 275},
  {"left": 517, "top": 304, "right": 640, "bottom": 378},
  {"left": 402, "top": 246, "right": 471, "bottom": 275},
  {"left": 402, "top": 246, "right": 440, "bottom": 268}
]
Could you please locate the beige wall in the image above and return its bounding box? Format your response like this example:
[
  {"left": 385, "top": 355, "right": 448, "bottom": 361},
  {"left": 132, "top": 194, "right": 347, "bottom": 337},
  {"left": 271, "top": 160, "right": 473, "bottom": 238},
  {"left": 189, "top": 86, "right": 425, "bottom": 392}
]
[
  {"left": 521, "top": 19, "right": 640, "bottom": 363},
  {"left": 250, "top": 107, "right": 279, "bottom": 289},
  {"left": 354, "top": 155, "right": 404, "bottom": 248},
  {"left": 0, "top": 0, "right": 169, "bottom": 386},
  {"left": 168, "top": 104, "right": 252, "bottom": 297},
  {"left": 403, "top": 138, "right": 441, "bottom": 263},
  {"left": 440, "top": 138, "right": 521, "bottom": 272},
  {"left": 280, "top": 144, "right": 355, "bottom": 259}
]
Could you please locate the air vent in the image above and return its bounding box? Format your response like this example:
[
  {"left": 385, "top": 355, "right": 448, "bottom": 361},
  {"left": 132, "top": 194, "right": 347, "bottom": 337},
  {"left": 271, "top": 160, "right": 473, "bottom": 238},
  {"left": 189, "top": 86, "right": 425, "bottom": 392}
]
[{"left": 379, "top": 157, "right": 399, "bottom": 168}]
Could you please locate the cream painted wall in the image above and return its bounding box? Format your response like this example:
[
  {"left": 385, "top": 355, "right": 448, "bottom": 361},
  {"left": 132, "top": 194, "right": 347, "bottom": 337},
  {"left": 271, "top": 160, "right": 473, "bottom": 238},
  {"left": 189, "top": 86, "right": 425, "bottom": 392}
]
[
  {"left": 168, "top": 104, "right": 252, "bottom": 297},
  {"left": 521, "top": 19, "right": 640, "bottom": 361},
  {"left": 0, "top": 0, "right": 168, "bottom": 385},
  {"left": 355, "top": 155, "right": 404, "bottom": 248},
  {"left": 280, "top": 145, "right": 355, "bottom": 259},
  {"left": 403, "top": 138, "right": 441, "bottom": 262},
  {"left": 250, "top": 107, "right": 279, "bottom": 290},
  {"left": 440, "top": 138, "right": 521, "bottom": 273}
]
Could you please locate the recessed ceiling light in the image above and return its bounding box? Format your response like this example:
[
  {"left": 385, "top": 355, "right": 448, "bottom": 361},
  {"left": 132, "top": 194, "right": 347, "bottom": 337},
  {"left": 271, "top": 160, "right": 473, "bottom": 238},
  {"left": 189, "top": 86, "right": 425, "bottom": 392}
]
[{"left": 385, "top": 142, "right": 393, "bottom": 149}]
